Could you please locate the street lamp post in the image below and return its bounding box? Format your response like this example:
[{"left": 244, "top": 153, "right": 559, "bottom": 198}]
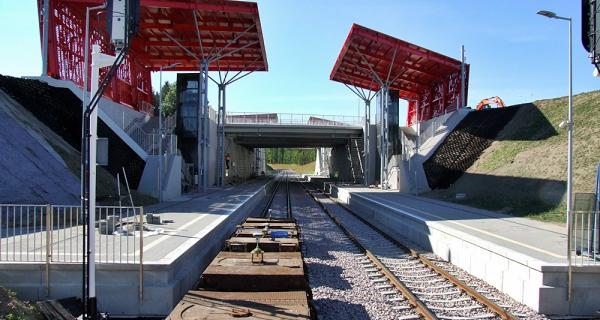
[
  {"left": 537, "top": 9, "right": 573, "bottom": 303},
  {"left": 158, "top": 63, "right": 181, "bottom": 202}
]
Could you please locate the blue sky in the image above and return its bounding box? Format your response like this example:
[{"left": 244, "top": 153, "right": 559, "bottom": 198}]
[{"left": 0, "top": 1, "right": 597, "bottom": 125}]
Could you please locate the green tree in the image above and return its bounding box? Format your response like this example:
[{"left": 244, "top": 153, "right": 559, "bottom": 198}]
[
  {"left": 265, "top": 148, "right": 316, "bottom": 165},
  {"left": 154, "top": 81, "right": 177, "bottom": 117}
]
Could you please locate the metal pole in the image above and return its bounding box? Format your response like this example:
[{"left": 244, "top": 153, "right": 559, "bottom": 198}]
[
  {"left": 217, "top": 84, "right": 226, "bottom": 186},
  {"left": 415, "top": 100, "right": 421, "bottom": 194},
  {"left": 86, "top": 44, "right": 117, "bottom": 319},
  {"left": 197, "top": 69, "right": 203, "bottom": 192},
  {"left": 45, "top": 204, "right": 52, "bottom": 297},
  {"left": 139, "top": 207, "right": 144, "bottom": 302},
  {"left": 158, "top": 67, "right": 163, "bottom": 202},
  {"left": 566, "top": 17, "right": 574, "bottom": 303},
  {"left": 88, "top": 47, "right": 100, "bottom": 319},
  {"left": 380, "top": 87, "right": 389, "bottom": 190},
  {"left": 364, "top": 100, "right": 370, "bottom": 186},
  {"left": 460, "top": 45, "right": 466, "bottom": 109},
  {"left": 197, "top": 60, "right": 210, "bottom": 192},
  {"left": 202, "top": 61, "right": 210, "bottom": 191},
  {"left": 41, "top": 0, "right": 50, "bottom": 76}
]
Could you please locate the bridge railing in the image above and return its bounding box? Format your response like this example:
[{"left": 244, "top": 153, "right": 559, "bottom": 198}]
[{"left": 225, "top": 112, "right": 364, "bottom": 127}]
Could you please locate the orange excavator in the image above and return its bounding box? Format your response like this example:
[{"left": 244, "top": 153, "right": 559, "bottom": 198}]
[{"left": 475, "top": 96, "right": 506, "bottom": 111}]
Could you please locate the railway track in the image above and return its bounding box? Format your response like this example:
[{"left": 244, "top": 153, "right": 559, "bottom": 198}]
[
  {"left": 168, "top": 176, "right": 542, "bottom": 320},
  {"left": 299, "top": 181, "right": 521, "bottom": 320},
  {"left": 262, "top": 171, "right": 291, "bottom": 219}
]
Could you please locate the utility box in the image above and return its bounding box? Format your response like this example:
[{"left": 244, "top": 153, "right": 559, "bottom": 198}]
[
  {"left": 108, "top": 0, "right": 126, "bottom": 49},
  {"left": 97, "top": 137, "right": 109, "bottom": 166}
]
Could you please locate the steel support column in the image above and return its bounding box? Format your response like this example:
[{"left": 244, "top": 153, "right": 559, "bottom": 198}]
[
  {"left": 379, "top": 85, "right": 390, "bottom": 190},
  {"left": 460, "top": 45, "right": 466, "bottom": 109},
  {"left": 216, "top": 84, "right": 226, "bottom": 186},
  {"left": 197, "top": 60, "right": 209, "bottom": 192},
  {"left": 364, "top": 100, "right": 371, "bottom": 186},
  {"left": 41, "top": 0, "right": 50, "bottom": 76}
]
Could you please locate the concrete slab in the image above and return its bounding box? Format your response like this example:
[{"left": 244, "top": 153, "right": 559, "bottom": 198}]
[
  {"left": 328, "top": 184, "right": 600, "bottom": 316},
  {"left": 0, "top": 179, "right": 274, "bottom": 317}
]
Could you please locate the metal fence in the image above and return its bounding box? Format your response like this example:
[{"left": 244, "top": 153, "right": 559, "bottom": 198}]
[
  {"left": 226, "top": 112, "right": 364, "bottom": 127},
  {"left": 0, "top": 204, "right": 144, "bottom": 264},
  {"left": 571, "top": 210, "right": 600, "bottom": 265},
  {"left": 128, "top": 127, "right": 178, "bottom": 156}
]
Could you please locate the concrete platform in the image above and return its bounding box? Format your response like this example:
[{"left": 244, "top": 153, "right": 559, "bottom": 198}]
[
  {"left": 327, "top": 184, "right": 600, "bottom": 316},
  {"left": 0, "top": 179, "right": 274, "bottom": 317}
]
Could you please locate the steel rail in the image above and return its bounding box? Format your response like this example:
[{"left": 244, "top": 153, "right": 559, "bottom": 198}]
[
  {"left": 310, "top": 182, "right": 517, "bottom": 320},
  {"left": 286, "top": 173, "right": 292, "bottom": 219},
  {"left": 301, "top": 183, "right": 437, "bottom": 320},
  {"left": 261, "top": 175, "right": 282, "bottom": 218}
]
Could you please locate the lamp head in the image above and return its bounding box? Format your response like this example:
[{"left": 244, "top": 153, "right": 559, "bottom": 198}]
[{"left": 537, "top": 10, "right": 557, "bottom": 18}]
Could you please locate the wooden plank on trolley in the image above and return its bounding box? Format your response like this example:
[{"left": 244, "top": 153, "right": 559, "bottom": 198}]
[
  {"left": 166, "top": 290, "right": 311, "bottom": 320},
  {"left": 200, "top": 252, "right": 307, "bottom": 291}
]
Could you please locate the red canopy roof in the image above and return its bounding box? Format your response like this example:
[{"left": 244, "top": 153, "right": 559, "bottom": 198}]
[
  {"left": 40, "top": 0, "right": 267, "bottom": 110},
  {"left": 60, "top": 0, "right": 269, "bottom": 72},
  {"left": 330, "top": 24, "right": 462, "bottom": 100}
]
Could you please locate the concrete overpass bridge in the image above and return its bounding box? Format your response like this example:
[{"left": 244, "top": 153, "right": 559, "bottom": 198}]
[
  {"left": 225, "top": 112, "right": 364, "bottom": 148},
  {"left": 223, "top": 112, "right": 369, "bottom": 184}
]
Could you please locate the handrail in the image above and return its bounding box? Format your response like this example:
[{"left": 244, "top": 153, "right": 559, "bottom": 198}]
[{"left": 225, "top": 112, "right": 364, "bottom": 127}]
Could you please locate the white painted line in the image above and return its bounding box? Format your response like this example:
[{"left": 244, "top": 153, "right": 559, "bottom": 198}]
[
  {"left": 133, "top": 213, "right": 208, "bottom": 256},
  {"left": 160, "top": 215, "right": 226, "bottom": 263}
]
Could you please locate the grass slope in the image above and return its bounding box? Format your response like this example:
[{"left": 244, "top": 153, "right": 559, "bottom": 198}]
[
  {"left": 425, "top": 90, "right": 600, "bottom": 222},
  {"left": 269, "top": 162, "right": 316, "bottom": 175}
]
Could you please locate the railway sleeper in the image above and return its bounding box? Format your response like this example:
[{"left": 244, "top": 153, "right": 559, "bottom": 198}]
[
  {"left": 406, "top": 283, "right": 455, "bottom": 290},
  {"left": 437, "top": 313, "right": 497, "bottom": 320},
  {"left": 421, "top": 297, "right": 473, "bottom": 304},
  {"left": 412, "top": 289, "right": 462, "bottom": 296},
  {"left": 429, "top": 304, "right": 487, "bottom": 311}
]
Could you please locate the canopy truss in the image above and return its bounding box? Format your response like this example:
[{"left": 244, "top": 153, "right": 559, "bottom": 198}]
[
  {"left": 330, "top": 24, "right": 469, "bottom": 126},
  {"left": 38, "top": 0, "right": 268, "bottom": 111}
]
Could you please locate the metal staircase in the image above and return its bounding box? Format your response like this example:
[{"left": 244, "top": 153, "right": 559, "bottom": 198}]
[
  {"left": 347, "top": 138, "right": 365, "bottom": 184},
  {"left": 124, "top": 113, "right": 178, "bottom": 156}
]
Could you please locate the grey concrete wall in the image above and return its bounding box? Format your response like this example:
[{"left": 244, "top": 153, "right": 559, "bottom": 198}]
[
  {"left": 0, "top": 90, "right": 80, "bottom": 204},
  {"left": 207, "top": 107, "right": 254, "bottom": 186},
  {"left": 402, "top": 109, "right": 470, "bottom": 193},
  {"left": 139, "top": 155, "right": 183, "bottom": 200},
  {"left": 223, "top": 136, "right": 255, "bottom": 184},
  {"left": 329, "top": 184, "right": 600, "bottom": 316},
  {"left": 162, "top": 155, "right": 182, "bottom": 200},
  {"left": 0, "top": 180, "right": 275, "bottom": 317}
]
